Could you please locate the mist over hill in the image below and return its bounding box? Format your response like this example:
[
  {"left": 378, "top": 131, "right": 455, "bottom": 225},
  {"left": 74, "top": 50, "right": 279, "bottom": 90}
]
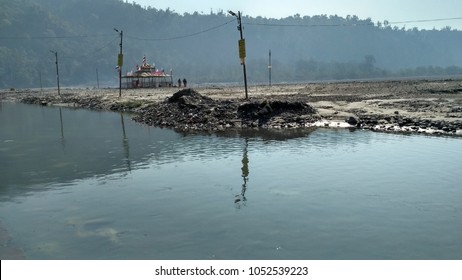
[{"left": 1, "top": 0, "right": 462, "bottom": 89}]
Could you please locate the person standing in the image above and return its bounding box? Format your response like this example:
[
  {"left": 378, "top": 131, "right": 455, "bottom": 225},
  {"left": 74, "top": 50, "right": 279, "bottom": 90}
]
[
  {"left": 177, "top": 78, "right": 182, "bottom": 87},
  {"left": 183, "top": 78, "right": 187, "bottom": 88}
]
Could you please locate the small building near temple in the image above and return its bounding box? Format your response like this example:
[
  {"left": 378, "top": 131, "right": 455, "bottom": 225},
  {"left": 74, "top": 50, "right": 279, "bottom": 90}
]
[{"left": 122, "top": 56, "right": 173, "bottom": 88}]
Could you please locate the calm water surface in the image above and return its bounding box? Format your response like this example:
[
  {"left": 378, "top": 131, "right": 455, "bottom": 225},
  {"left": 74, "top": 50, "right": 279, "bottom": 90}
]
[{"left": 0, "top": 102, "right": 461, "bottom": 259}]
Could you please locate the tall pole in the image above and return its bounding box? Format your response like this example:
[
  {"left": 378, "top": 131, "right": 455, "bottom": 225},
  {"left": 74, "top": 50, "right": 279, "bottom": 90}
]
[
  {"left": 96, "top": 68, "right": 100, "bottom": 89},
  {"left": 268, "top": 49, "right": 272, "bottom": 87},
  {"left": 39, "top": 70, "right": 43, "bottom": 93},
  {"left": 115, "top": 29, "right": 123, "bottom": 98},
  {"left": 238, "top": 12, "right": 248, "bottom": 100},
  {"left": 50, "top": 50, "right": 60, "bottom": 95},
  {"left": 229, "top": 10, "right": 248, "bottom": 100}
]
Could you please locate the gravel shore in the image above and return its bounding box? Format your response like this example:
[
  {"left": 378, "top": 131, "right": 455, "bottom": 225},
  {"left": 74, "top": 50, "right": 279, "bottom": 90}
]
[{"left": 2, "top": 78, "right": 462, "bottom": 136}]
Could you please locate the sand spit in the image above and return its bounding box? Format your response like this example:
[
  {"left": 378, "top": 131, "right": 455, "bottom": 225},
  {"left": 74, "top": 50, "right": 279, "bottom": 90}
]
[{"left": 2, "top": 78, "right": 462, "bottom": 136}]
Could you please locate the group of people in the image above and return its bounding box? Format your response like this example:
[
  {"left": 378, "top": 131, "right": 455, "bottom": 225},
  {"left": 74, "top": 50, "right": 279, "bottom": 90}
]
[{"left": 177, "top": 78, "right": 188, "bottom": 88}]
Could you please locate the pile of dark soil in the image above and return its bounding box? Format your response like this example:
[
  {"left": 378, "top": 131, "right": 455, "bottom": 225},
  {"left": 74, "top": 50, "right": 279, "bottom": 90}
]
[
  {"left": 133, "top": 89, "right": 319, "bottom": 130},
  {"left": 21, "top": 94, "right": 105, "bottom": 110}
]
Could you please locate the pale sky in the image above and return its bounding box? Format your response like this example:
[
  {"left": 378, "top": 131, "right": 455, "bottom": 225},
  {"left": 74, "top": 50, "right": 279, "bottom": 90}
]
[{"left": 133, "top": 0, "right": 462, "bottom": 30}]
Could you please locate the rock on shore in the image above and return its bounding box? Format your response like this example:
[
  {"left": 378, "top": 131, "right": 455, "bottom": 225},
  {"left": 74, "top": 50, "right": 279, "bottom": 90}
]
[{"left": 351, "top": 114, "right": 462, "bottom": 135}]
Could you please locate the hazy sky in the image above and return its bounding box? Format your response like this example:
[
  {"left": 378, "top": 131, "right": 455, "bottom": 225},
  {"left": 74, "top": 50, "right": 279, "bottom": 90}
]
[{"left": 133, "top": 0, "right": 462, "bottom": 30}]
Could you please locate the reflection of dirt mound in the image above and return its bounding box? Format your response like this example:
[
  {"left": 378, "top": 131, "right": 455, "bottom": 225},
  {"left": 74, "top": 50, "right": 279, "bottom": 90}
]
[{"left": 134, "top": 89, "right": 320, "bottom": 131}]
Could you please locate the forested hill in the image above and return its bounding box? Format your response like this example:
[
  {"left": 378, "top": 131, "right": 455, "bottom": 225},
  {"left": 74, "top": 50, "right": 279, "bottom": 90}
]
[{"left": 1, "top": 0, "right": 462, "bottom": 89}]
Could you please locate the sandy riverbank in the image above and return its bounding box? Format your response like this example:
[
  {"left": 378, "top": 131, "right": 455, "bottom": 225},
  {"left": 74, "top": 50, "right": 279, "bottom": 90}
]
[{"left": 2, "top": 78, "right": 462, "bottom": 136}]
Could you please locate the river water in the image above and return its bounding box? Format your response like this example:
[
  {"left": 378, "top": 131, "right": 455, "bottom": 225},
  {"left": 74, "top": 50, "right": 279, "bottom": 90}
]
[{"left": 0, "top": 102, "right": 461, "bottom": 260}]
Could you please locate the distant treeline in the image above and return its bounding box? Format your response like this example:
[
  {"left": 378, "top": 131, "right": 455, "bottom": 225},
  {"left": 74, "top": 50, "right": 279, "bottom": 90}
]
[{"left": 1, "top": 0, "right": 462, "bottom": 88}]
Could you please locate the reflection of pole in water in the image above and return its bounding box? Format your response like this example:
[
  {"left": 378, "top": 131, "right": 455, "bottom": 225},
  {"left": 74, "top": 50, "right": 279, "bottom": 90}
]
[
  {"left": 59, "top": 108, "right": 64, "bottom": 139},
  {"left": 235, "top": 138, "right": 249, "bottom": 208},
  {"left": 59, "top": 107, "right": 66, "bottom": 149},
  {"left": 120, "top": 113, "right": 131, "bottom": 172}
]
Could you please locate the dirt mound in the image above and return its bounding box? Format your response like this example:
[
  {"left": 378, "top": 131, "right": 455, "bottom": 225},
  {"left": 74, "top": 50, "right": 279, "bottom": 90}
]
[
  {"left": 168, "top": 88, "right": 213, "bottom": 104},
  {"left": 238, "top": 100, "right": 317, "bottom": 118},
  {"left": 134, "top": 89, "right": 237, "bottom": 130},
  {"left": 134, "top": 90, "right": 320, "bottom": 131}
]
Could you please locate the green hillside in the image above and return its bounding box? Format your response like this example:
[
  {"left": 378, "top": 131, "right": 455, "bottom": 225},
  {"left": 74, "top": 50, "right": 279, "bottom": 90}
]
[{"left": 1, "top": 0, "right": 462, "bottom": 88}]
